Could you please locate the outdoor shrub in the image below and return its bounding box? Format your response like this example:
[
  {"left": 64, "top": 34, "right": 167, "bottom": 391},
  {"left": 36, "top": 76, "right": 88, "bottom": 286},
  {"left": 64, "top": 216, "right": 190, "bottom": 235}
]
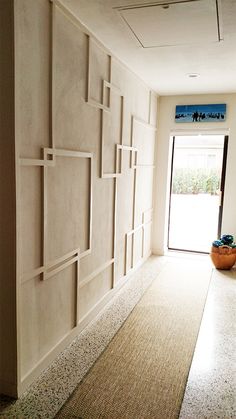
[{"left": 172, "top": 168, "right": 220, "bottom": 195}]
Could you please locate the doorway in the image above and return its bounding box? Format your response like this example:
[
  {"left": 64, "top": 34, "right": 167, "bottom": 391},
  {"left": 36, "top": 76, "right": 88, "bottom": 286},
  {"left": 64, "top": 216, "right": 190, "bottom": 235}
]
[{"left": 168, "top": 134, "right": 228, "bottom": 253}]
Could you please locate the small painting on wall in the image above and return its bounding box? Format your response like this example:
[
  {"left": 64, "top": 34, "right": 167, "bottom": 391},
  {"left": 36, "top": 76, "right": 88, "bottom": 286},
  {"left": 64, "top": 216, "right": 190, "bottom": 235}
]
[{"left": 175, "top": 104, "right": 226, "bottom": 123}]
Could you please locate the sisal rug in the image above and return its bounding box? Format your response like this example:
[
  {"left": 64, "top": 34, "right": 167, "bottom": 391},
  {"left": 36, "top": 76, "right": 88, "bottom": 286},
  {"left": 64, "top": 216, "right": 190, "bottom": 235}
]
[{"left": 56, "top": 258, "right": 212, "bottom": 419}]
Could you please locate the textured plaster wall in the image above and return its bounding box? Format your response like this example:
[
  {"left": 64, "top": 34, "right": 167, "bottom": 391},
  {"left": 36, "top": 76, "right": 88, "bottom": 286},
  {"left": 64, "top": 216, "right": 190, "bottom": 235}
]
[{"left": 7, "top": 0, "right": 158, "bottom": 396}]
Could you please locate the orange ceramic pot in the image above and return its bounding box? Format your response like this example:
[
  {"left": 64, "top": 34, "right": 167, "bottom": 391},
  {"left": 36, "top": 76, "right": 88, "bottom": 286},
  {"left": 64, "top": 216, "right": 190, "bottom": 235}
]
[{"left": 210, "top": 245, "right": 236, "bottom": 270}]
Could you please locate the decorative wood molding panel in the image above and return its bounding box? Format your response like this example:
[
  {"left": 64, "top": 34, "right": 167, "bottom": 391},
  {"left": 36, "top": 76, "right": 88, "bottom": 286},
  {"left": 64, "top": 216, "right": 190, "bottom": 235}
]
[
  {"left": 20, "top": 148, "right": 93, "bottom": 282},
  {"left": 15, "top": 0, "right": 158, "bottom": 395}
]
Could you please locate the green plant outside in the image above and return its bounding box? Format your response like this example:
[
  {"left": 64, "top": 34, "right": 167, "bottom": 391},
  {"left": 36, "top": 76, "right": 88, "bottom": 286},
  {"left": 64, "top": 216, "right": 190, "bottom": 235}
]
[{"left": 172, "top": 168, "right": 220, "bottom": 195}]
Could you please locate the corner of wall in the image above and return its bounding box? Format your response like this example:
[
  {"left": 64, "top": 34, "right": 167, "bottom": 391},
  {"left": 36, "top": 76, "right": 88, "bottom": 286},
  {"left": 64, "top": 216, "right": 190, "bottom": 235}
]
[{"left": 0, "top": 0, "right": 18, "bottom": 398}]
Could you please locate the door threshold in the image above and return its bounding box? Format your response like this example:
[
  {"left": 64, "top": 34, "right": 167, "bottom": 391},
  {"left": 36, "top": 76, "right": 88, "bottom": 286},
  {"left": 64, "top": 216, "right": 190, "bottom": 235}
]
[{"left": 166, "top": 249, "right": 209, "bottom": 260}]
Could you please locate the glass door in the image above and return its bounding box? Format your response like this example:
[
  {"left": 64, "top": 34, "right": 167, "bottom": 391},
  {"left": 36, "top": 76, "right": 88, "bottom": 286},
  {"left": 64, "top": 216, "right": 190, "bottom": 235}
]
[{"left": 168, "top": 135, "right": 228, "bottom": 253}]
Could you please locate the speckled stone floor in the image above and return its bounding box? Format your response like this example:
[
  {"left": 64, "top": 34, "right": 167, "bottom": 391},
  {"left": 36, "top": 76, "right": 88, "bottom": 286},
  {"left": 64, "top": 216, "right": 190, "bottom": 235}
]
[
  {"left": 1, "top": 255, "right": 235, "bottom": 419},
  {"left": 179, "top": 266, "right": 236, "bottom": 419}
]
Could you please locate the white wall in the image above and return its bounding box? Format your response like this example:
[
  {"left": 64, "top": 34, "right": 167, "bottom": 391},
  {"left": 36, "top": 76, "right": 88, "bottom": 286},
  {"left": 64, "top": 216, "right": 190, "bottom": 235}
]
[{"left": 152, "top": 94, "right": 236, "bottom": 255}]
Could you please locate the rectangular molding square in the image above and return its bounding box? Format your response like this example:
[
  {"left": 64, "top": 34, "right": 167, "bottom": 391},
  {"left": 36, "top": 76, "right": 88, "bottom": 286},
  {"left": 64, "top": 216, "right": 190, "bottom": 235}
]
[
  {"left": 78, "top": 262, "right": 113, "bottom": 322},
  {"left": 45, "top": 148, "right": 93, "bottom": 264},
  {"left": 125, "top": 208, "right": 153, "bottom": 275},
  {"left": 19, "top": 148, "right": 93, "bottom": 284},
  {"left": 131, "top": 116, "right": 156, "bottom": 167},
  {"left": 20, "top": 260, "right": 80, "bottom": 379}
]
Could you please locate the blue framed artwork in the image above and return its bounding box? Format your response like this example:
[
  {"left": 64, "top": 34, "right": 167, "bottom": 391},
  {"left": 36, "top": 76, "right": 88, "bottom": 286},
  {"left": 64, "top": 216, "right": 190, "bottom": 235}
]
[{"left": 175, "top": 104, "right": 226, "bottom": 123}]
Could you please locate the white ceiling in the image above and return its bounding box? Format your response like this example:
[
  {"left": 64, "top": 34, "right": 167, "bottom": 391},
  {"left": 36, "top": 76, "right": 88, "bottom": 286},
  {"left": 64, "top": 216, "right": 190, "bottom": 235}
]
[
  {"left": 118, "top": 0, "right": 220, "bottom": 48},
  {"left": 60, "top": 0, "right": 236, "bottom": 95}
]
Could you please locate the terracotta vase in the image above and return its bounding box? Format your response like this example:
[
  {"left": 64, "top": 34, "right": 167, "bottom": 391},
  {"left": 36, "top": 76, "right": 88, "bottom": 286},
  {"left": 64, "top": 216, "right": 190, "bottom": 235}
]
[{"left": 210, "top": 245, "right": 236, "bottom": 270}]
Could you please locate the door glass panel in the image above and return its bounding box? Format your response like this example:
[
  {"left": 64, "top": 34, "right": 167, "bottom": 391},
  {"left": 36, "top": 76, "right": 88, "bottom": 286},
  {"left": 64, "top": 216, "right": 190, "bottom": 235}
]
[{"left": 168, "top": 135, "right": 225, "bottom": 253}]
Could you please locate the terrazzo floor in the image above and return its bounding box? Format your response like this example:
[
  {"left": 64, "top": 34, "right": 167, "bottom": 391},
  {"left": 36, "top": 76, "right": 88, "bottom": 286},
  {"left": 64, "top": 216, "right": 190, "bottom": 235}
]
[
  {"left": 0, "top": 254, "right": 235, "bottom": 418},
  {"left": 179, "top": 265, "right": 236, "bottom": 418}
]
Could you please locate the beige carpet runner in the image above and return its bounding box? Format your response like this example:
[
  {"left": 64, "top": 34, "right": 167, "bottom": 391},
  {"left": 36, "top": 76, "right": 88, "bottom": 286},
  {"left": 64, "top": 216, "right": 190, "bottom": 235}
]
[{"left": 57, "top": 258, "right": 212, "bottom": 419}]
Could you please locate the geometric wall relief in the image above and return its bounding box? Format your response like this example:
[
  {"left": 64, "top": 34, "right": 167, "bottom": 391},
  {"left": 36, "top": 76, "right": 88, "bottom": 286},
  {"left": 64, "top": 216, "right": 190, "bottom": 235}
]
[
  {"left": 20, "top": 263, "right": 77, "bottom": 378},
  {"left": 19, "top": 148, "right": 93, "bottom": 330},
  {"left": 53, "top": 20, "right": 88, "bottom": 151},
  {"left": 78, "top": 172, "right": 115, "bottom": 256},
  {"left": 123, "top": 116, "right": 156, "bottom": 275},
  {"left": 131, "top": 116, "right": 156, "bottom": 167},
  {"left": 86, "top": 28, "right": 157, "bottom": 281},
  {"left": 78, "top": 176, "right": 116, "bottom": 307},
  {"left": 19, "top": 166, "right": 43, "bottom": 276},
  {"left": 125, "top": 208, "right": 153, "bottom": 275},
  {"left": 56, "top": 0, "right": 157, "bottom": 292},
  {"left": 78, "top": 263, "right": 113, "bottom": 321},
  {"left": 16, "top": 0, "right": 159, "bottom": 392},
  {"left": 115, "top": 152, "right": 136, "bottom": 281},
  {"left": 101, "top": 88, "right": 124, "bottom": 177},
  {"left": 46, "top": 149, "right": 92, "bottom": 262},
  {"left": 87, "top": 37, "right": 111, "bottom": 110}
]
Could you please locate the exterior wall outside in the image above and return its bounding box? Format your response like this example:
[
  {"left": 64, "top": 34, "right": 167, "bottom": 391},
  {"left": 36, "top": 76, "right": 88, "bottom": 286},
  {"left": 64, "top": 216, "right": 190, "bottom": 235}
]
[
  {"left": 152, "top": 93, "right": 236, "bottom": 255},
  {"left": 1, "top": 0, "right": 158, "bottom": 397},
  {"left": 173, "top": 147, "right": 223, "bottom": 170}
]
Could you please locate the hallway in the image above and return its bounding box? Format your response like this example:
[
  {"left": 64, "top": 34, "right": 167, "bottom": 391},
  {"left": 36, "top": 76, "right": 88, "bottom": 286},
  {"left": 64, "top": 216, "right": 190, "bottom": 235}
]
[{"left": 0, "top": 255, "right": 235, "bottom": 418}]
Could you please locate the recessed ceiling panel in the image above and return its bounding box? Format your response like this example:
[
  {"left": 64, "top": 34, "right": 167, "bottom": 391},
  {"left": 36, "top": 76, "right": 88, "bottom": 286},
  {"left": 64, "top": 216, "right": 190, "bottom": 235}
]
[{"left": 119, "top": 0, "right": 220, "bottom": 48}]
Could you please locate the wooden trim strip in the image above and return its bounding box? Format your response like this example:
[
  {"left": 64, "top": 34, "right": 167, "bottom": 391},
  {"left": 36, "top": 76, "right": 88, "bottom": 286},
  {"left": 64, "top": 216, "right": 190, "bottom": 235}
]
[
  {"left": 103, "top": 80, "right": 121, "bottom": 96},
  {"left": 45, "top": 148, "right": 93, "bottom": 159},
  {"left": 46, "top": 247, "right": 80, "bottom": 269},
  {"left": 102, "top": 173, "right": 121, "bottom": 179},
  {"left": 101, "top": 90, "right": 124, "bottom": 178},
  {"left": 117, "top": 144, "right": 138, "bottom": 152},
  {"left": 79, "top": 249, "right": 92, "bottom": 259},
  {"left": 19, "top": 159, "right": 49, "bottom": 167},
  {"left": 88, "top": 156, "right": 93, "bottom": 251},
  {"left": 44, "top": 254, "right": 79, "bottom": 280},
  {"left": 86, "top": 98, "right": 110, "bottom": 112},
  {"left": 43, "top": 163, "right": 48, "bottom": 280},
  {"left": 51, "top": 1, "right": 55, "bottom": 150},
  {"left": 75, "top": 259, "right": 80, "bottom": 326},
  {"left": 148, "top": 90, "right": 152, "bottom": 125},
  {"left": 21, "top": 267, "right": 45, "bottom": 284},
  {"left": 112, "top": 178, "right": 117, "bottom": 287},
  {"left": 21, "top": 247, "right": 81, "bottom": 284},
  {"left": 86, "top": 34, "right": 91, "bottom": 103},
  {"left": 131, "top": 167, "right": 137, "bottom": 268},
  {"left": 125, "top": 207, "right": 153, "bottom": 275},
  {"left": 127, "top": 223, "right": 143, "bottom": 237},
  {"left": 133, "top": 116, "right": 157, "bottom": 130},
  {"left": 125, "top": 234, "right": 129, "bottom": 276}
]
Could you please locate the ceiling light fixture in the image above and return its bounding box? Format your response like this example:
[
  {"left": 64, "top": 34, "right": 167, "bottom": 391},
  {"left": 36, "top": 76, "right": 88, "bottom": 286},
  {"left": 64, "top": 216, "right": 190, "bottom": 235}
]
[{"left": 187, "top": 73, "right": 200, "bottom": 78}]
